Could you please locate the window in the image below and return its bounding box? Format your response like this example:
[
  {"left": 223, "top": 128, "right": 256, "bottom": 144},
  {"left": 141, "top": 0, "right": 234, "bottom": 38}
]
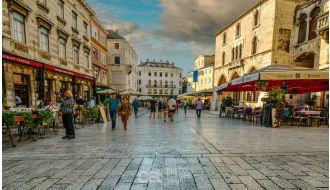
[
  {"left": 83, "top": 22, "right": 88, "bottom": 36},
  {"left": 148, "top": 80, "right": 151, "bottom": 85},
  {"left": 139, "top": 88, "right": 141, "bottom": 92},
  {"left": 160, "top": 72, "right": 162, "bottom": 77},
  {"left": 94, "top": 68, "right": 100, "bottom": 82},
  {"left": 165, "top": 72, "right": 168, "bottom": 77},
  {"left": 39, "top": 26, "right": 49, "bottom": 52},
  {"left": 235, "top": 47, "right": 239, "bottom": 60},
  {"left": 222, "top": 52, "right": 226, "bottom": 65},
  {"left": 223, "top": 32, "right": 227, "bottom": 45},
  {"left": 84, "top": 51, "right": 89, "bottom": 68},
  {"left": 154, "top": 80, "right": 157, "bottom": 87},
  {"left": 102, "top": 70, "right": 107, "bottom": 84},
  {"left": 164, "top": 89, "right": 168, "bottom": 94},
  {"left": 138, "top": 79, "right": 141, "bottom": 85},
  {"left": 231, "top": 48, "right": 234, "bottom": 61},
  {"left": 308, "top": 7, "right": 321, "bottom": 40},
  {"left": 239, "top": 44, "right": 242, "bottom": 58},
  {"left": 246, "top": 91, "right": 257, "bottom": 102},
  {"left": 101, "top": 52, "right": 106, "bottom": 65},
  {"left": 58, "top": 37, "right": 66, "bottom": 59},
  {"left": 160, "top": 80, "right": 163, "bottom": 85},
  {"left": 170, "top": 73, "right": 173, "bottom": 77},
  {"left": 148, "top": 72, "right": 151, "bottom": 76},
  {"left": 253, "top": 10, "right": 259, "bottom": 26},
  {"left": 298, "top": 14, "right": 307, "bottom": 44},
  {"left": 58, "top": 0, "right": 64, "bottom": 19},
  {"left": 100, "top": 33, "right": 106, "bottom": 45},
  {"left": 252, "top": 36, "right": 257, "bottom": 55},
  {"left": 138, "top": 71, "right": 141, "bottom": 76},
  {"left": 165, "top": 80, "right": 168, "bottom": 87},
  {"left": 233, "top": 91, "right": 240, "bottom": 106},
  {"left": 72, "top": 12, "right": 77, "bottom": 29},
  {"left": 92, "top": 47, "right": 98, "bottom": 61},
  {"left": 12, "top": 11, "right": 25, "bottom": 43},
  {"left": 92, "top": 25, "right": 98, "bottom": 39},
  {"left": 73, "top": 45, "right": 79, "bottom": 64},
  {"left": 236, "top": 23, "right": 241, "bottom": 37},
  {"left": 170, "top": 89, "right": 173, "bottom": 94},
  {"left": 159, "top": 89, "right": 163, "bottom": 94},
  {"left": 154, "top": 72, "right": 157, "bottom": 77},
  {"left": 114, "top": 56, "right": 120, "bottom": 64},
  {"left": 153, "top": 89, "right": 157, "bottom": 94},
  {"left": 114, "top": 43, "right": 119, "bottom": 49}
]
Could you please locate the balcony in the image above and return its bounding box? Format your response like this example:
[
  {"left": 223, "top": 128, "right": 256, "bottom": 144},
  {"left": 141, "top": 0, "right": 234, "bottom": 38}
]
[
  {"left": 228, "top": 59, "right": 243, "bottom": 70},
  {"left": 146, "top": 84, "right": 176, "bottom": 88},
  {"left": 317, "top": 13, "right": 329, "bottom": 33}
]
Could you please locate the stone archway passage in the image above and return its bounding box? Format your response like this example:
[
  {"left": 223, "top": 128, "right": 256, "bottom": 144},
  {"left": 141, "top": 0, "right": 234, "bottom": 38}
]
[{"left": 295, "top": 52, "right": 315, "bottom": 68}]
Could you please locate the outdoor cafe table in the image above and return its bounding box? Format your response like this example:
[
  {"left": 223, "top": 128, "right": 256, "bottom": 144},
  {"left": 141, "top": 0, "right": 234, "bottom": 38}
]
[{"left": 296, "top": 110, "right": 321, "bottom": 126}]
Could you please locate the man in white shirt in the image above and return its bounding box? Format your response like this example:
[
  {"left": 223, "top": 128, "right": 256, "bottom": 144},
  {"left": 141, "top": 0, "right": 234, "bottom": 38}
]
[{"left": 168, "top": 96, "right": 176, "bottom": 122}]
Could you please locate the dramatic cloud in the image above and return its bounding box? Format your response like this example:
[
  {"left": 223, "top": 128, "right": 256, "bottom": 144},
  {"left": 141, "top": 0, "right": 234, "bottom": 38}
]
[{"left": 156, "top": 0, "right": 259, "bottom": 45}]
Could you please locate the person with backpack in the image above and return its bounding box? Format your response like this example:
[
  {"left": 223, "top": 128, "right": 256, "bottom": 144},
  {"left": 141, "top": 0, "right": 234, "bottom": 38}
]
[
  {"left": 196, "top": 98, "right": 203, "bottom": 118},
  {"left": 132, "top": 98, "right": 139, "bottom": 117},
  {"left": 183, "top": 99, "right": 188, "bottom": 115},
  {"left": 168, "top": 96, "right": 176, "bottom": 122}
]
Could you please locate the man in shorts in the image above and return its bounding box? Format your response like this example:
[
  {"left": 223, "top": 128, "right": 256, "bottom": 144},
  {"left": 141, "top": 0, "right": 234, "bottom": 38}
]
[
  {"left": 149, "top": 97, "right": 157, "bottom": 118},
  {"left": 168, "top": 96, "right": 176, "bottom": 122}
]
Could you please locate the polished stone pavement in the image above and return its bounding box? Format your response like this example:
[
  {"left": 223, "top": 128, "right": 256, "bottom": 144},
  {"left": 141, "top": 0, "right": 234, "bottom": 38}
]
[{"left": 2, "top": 109, "right": 329, "bottom": 190}]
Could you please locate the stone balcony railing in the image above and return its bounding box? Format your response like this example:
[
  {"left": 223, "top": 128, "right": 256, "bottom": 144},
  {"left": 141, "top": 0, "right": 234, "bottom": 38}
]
[
  {"left": 3, "top": 37, "right": 93, "bottom": 77},
  {"left": 228, "top": 59, "right": 243, "bottom": 70},
  {"left": 146, "top": 84, "right": 176, "bottom": 88},
  {"left": 317, "top": 12, "right": 329, "bottom": 33}
]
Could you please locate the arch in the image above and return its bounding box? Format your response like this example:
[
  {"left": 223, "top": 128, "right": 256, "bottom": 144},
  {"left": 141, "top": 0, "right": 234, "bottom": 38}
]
[
  {"left": 308, "top": 7, "right": 321, "bottom": 40},
  {"left": 239, "top": 44, "right": 243, "bottom": 58},
  {"left": 294, "top": 51, "right": 316, "bottom": 68},
  {"left": 298, "top": 13, "right": 307, "bottom": 43},
  {"left": 217, "top": 75, "right": 227, "bottom": 86},
  {"left": 247, "top": 66, "right": 257, "bottom": 73},
  {"left": 230, "top": 72, "right": 240, "bottom": 80}
]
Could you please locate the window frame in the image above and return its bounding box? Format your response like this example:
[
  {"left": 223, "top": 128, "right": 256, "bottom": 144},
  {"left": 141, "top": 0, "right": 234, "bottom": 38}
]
[
  {"left": 12, "top": 11, "right": 26, "bottom": 43},
  {"left": 39, "top": 26, "right": 49, "bottom": 52},
  {"left": 58, "top": 37, "right": 66, "bottom": 59},
  {"left": 72, "top": 11, "right": 78, "bottom": 29},
  {"left": 84, "top": 51, "right": 89, "bottom": 68},
  {"left": 57, "top": 0, "right": 64, "bottom": 19},
  {"left": 73, "top": 45, "right": 79, "bottom": 64}
]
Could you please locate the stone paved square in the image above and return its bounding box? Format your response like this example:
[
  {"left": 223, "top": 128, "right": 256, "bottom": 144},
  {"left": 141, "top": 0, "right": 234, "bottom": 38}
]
[{"left": 2, "top": 110, "right": 329, "bottom": 189}]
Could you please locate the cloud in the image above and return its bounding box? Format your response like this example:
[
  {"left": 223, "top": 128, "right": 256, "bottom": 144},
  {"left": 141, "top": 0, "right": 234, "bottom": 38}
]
[{"left": 156, "top": 0, "right": 259, "bottom": 45}]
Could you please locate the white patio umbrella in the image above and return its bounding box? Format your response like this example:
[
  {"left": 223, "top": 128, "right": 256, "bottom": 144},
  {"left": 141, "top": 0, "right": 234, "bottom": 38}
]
[
  {"left": 137, "top": 96, "right": 153, "bottom": 101},
  {"left": 120, "top": 89, "right": 142, "bottom": 96},
  {"left": 97, "top": 89, "right": 116, "bottom": 94}
]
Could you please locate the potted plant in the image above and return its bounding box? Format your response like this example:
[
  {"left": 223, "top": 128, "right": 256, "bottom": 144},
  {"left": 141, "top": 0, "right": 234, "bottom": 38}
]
[
  {"left": 268, "top": 88, "right": 286, "bottom": 127},
  {"left": 222, "top": 97, "right": 233, "bottom": 117}
]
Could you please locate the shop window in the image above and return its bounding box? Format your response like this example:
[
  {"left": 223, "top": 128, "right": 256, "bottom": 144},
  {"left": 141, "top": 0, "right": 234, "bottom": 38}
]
[
  {"left": 12, "top": 11, "right": 26, "bottom": 43},
  {"left": 298, "top": 14, "right": 307, "bottom": 44},
  {"left": 308, "top": 7, "right": 321, "bottom": 40},
  {"left": 39, "top": 26, "right": 49, "bottom": 52},
  {"left": 58, "top": 37, "right": 66, "bottom": 59},
  {"left": 13, "top": 74, "right": 29, "bottom": 107}
]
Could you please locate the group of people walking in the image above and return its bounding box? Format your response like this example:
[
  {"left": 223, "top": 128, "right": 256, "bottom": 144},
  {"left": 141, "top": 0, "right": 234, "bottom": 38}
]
[{"left": 149, "top": 97, "right": 177, "bottom": 122}]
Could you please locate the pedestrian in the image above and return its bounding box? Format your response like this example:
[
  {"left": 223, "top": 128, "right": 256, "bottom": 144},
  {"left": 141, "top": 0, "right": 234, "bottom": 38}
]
[
  {"left": 87, "top": 97, "right": 95, "bottom": 108},
  {"left": 196, "top": 98, "right": 202, "bottom": 118},
  {"left": 176, "top": 100, "right": 179, "bottom": 114},
  {"left": 149, "top": 97, "right": 157, "bottom": 118},
  {"left": 109, "top": 93, "right": 120, "bottom": 129},
  {"left": 162, "top": 98, "right": 168, "bottom": 122},
  {"left": 76, "top": 96, "right": 85, "bottom": 105},
  {"left": 183, "top": 98, "right": 188, "bottom": 115},
  {"left": 158, "top": 98, "right": 163, "bottom": 119},
  {"left": 119, "top": 96, "right": 131, "bottom": 130},
  {"left": 60, "top": 90, "right": 75, "bottom": 139},
  {"left": 168, "top": 96, "right": 176, "bottom": 122},
  {"left": 133, "top": 98, "right": 139, "bottom": 117}
]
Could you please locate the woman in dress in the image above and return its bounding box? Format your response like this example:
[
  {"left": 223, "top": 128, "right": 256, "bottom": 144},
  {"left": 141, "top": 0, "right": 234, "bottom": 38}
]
[{"left": 120, "top": 96, "right": 131, "bottom": 130}]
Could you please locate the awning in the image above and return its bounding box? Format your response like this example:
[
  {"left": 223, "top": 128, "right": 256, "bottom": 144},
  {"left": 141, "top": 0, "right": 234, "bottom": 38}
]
[{"left": 215, "top": 64, "right": 329, "bottom": 94}]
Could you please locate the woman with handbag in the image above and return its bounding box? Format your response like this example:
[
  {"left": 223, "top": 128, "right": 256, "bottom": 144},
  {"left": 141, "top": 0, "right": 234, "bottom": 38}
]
[{"left": 119, "top": 96, "right": 131, "bottom": 130}]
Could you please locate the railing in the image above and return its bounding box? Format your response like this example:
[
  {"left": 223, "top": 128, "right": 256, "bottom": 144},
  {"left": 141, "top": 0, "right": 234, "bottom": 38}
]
[
  {"left": 146, "top": 84, "right": 176, "bottom": 88},
  {"left": 228, "top": 59, "right": 243, "bottom": 70},
  {"left": 317, "top": 13, "right": 329, "bottom": 32}
]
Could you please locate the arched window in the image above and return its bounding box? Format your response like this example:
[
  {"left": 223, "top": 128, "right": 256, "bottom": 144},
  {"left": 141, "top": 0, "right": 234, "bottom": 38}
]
[
  {"left": 235, "top": 47, "right": 239, "bottom": 60},
  {"left": 231, "top": 47, "right": 234, "bottom": 61},
  {"left": 298, "top": 14, "right": 307, "bottom": 43},
  {"left": 236, "top": 23, "right": 241, "bottom": 37},
  {"left": 223, "top": 32, "right": 227, "bottom": 45},
  {"left": 239, "top": 44, "right": 243, "bottom": 58},
  {"left": 254, "top": 10, "right": 259, "bottom": 26},
  {"left": 222, "top": 52, "right": 226, "bottom": 65},
  {"left": 308, "top": 7, "right": 321, "bottom": 40},
  {"left": 252, "top": 36, "right": 257, "bottom": 55}
]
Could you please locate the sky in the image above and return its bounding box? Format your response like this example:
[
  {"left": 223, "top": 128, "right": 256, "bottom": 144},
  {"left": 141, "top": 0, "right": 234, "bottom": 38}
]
[{"left": 86, "top": 0, "right": 259, "bottom": 74}]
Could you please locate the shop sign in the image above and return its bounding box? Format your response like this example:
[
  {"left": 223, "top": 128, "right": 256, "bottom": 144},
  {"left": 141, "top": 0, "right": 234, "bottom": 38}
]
[{"left": 3, "top": 53, "right": 43, "bottom": 67}]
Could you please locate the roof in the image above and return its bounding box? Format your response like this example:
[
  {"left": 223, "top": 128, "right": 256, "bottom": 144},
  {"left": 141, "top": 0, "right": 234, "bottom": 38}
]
[
  {"left": 138, "top": 61, "right": 182, "bottom": 70},
  {"left": 107, "top": 29, "right": 125, "bottom": 39}
]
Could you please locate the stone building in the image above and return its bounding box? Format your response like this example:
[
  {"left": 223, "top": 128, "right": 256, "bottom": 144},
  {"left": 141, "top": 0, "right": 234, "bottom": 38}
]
[
  {"left": 90, "top": 16, "right": 108, "bottom": 101},
  {"left": 107, "top": 30, "right": 138, "bottom": 92},
  {"left": 137, "top": 60, "right": 183, "bottom": 97},
  {"left": 2, "top": 0, "right": 96, "bottom": 107},
  {"left": 191, "top": 55, "right": 214, "bottom": 92},
  {"left": 212, "top": 0, "right": 313, "bottom": 109}
]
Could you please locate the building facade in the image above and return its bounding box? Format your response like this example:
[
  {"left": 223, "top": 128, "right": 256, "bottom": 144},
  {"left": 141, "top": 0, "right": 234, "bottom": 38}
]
[
  {"left": 212, "top": 0, "right": 307, "bottom": 109},
  {"left": 137, "top": 60, "right": 183, "bottom": 97},
  {"left": 107, "top": 30, "right": 138, "bottom": 92},
  {"left": 2, "top": 0, "right": 96, "bottom": 108},
  {"left": 191, "top": 55, "right": 214, "bottom": 92},
  {"left": 90, "top": 16, "right": 108, "bottom": 99}
]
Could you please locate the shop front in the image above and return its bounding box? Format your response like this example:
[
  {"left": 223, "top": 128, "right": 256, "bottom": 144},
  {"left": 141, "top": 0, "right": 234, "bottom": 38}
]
[{"left": 2, "top": 53, "right": 95, "bottom": 108}]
